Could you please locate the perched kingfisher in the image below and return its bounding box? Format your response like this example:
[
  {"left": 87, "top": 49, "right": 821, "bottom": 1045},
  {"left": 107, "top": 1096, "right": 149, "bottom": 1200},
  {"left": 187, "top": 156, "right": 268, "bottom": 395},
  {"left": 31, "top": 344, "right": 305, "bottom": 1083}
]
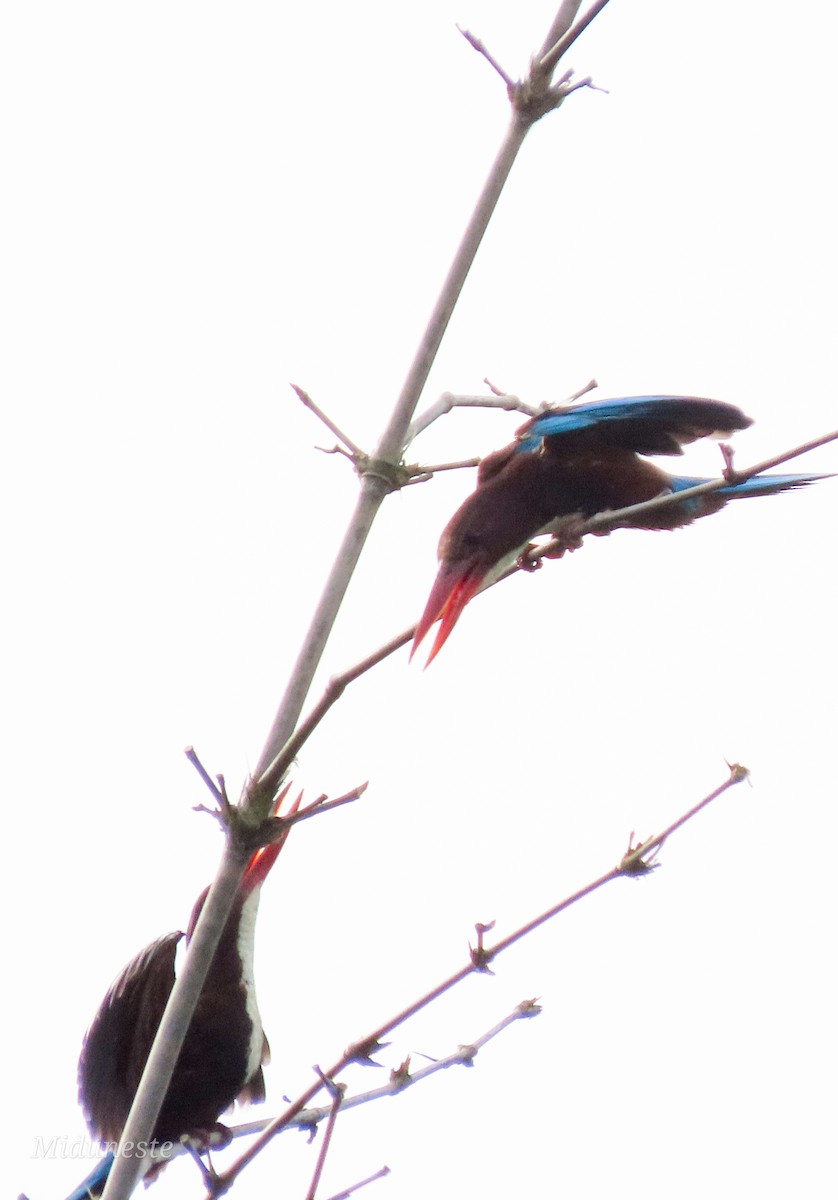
[
  {"left": 412, "top": 394, "right": 826, "bottom": 663},
  {"left": 72, "top": 788, "right": 299, "bottom": 1196}
]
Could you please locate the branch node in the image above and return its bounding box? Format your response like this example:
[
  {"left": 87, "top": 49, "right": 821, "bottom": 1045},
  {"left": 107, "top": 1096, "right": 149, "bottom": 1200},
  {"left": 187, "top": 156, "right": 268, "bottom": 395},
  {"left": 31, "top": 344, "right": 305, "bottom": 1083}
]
[
  {"left": 185, "top": 746, "right": 229, "bottom": 813},
  {"left": 726, "top": 759, "right": 751, "bottom": 785},
  {"left": 456, "top": 1043, "right": 477, "bottom": 1066},
  {"left": 470, "top": 920, "right": 497, "bottom": 972},
  {"left": 515, "top": 997, "right": 543, "bottom": 1019},
  {"left": 389, "top": 1056, "right": 413, "bottom": 1090},
  {"left": 313, "top": 1065, "right": 347, "bottom": 1103},
  {"left": 292, "top": 383, "right": 363, "bottom": 457},
  {"left": 345, "top": 1036, "right": 390, "bottom": 1066},
  {"left": 619, "top": 832, "right": 661, "bottom": 877}
]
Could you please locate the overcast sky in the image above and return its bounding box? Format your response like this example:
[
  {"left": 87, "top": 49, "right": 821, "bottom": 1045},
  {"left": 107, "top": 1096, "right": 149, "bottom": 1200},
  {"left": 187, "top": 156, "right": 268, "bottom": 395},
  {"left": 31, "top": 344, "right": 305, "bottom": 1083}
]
[{"left": 4, "top": 3, "right": 836, "bottom": 1199}]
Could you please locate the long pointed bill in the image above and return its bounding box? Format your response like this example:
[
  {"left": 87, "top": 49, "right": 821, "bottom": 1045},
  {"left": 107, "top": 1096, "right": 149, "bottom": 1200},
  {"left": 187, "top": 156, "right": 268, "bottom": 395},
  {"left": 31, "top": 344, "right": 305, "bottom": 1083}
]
[
  {"left": 242, "top": 783, "right": 303, "bottom": 893},
  {"left": 410, "top": 560, "right": 486, "bottom": 667}
]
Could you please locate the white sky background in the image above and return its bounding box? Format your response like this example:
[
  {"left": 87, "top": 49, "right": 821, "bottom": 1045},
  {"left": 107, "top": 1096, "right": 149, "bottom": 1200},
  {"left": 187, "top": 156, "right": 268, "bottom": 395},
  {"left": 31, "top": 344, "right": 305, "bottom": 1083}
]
[{"left": 3, "top": 2, "right": 836, "bottom": 1198}]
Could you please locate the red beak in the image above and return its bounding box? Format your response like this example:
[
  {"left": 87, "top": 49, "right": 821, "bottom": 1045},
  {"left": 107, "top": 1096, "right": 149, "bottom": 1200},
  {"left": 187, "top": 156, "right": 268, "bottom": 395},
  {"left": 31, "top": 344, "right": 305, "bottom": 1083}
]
[
  {"left": 242, "top": 783, "right": 302, "bottom": 893},
  {"left": 410, "top": 560, "right": 486, "bottom": 666}
]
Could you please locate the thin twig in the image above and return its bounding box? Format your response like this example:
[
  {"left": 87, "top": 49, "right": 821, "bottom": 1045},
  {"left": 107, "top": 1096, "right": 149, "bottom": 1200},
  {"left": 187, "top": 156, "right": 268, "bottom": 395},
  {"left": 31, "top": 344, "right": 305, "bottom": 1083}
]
[
  {"left": 260, "top": 425, "right": 836, "bottom": 782},
  {"left": 542, "top": 428, "right": 838, "bottom": 550},
  {"left": 408, "top": 378, "right": 597, "bottom": 444},
  {"left": 305, "top": 1070, "right": 346, "bottom": 1200},
  {"left": 620, "top": 762, "right": 750, "bottom": 873},
  {"left": 228, "top": 1000, "right": 540, "bottom": 1143},
  {"left": 403, "top": 456, "right": 481, "bottom": 481},
  {"left": 89, "top": 1003, "right": 531, "bottom": 1194},
  {"left": 249, "top": 108, "right": 536, "bottom": 798},
  {"left": 252, "top": 3, "right": 609, "bottom": 799},
  {"left": 211, "top": 765, "right": 744, "bottom": 1192},
  {"left": 539, "top": 0, "right": 614, "bottom": 70},
  {"left": 257, "top": 784, "right": 368, "bottom": 844},
  {"left": 322, "top": 1165, "right": 391, "bottom": 1200},
  {"left": 292, "top": 384, "right": 364, "bottom": 457},
  {"left": 259, "top": 630, "right": 414, "bottom": 798},
  {"left": 185, "top": 746, "right": 228, "bottom": 810},
  {"left": 457, "top": 26, "right": 515, "bottom": 88},
  {"left": 408, "top": 392, "right": 538, "bottom": 443}
]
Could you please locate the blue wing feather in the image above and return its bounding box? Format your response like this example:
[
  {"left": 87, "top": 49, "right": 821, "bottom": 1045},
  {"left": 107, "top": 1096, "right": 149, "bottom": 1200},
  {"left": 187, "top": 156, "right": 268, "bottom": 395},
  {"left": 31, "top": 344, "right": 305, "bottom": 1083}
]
[
  {"left": 520, "top": 394, "right": 752, "bottom": 456},
  {"left": 63, "top": 1153, "right": 113, "bottom": 1200},
  {"left": 667, "top": 471, "right": 826, "bottom": 518}
]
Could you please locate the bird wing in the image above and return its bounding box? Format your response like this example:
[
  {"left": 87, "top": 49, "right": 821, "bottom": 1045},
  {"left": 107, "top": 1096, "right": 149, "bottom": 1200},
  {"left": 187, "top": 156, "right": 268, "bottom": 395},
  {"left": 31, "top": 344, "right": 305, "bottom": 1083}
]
[
  {"left": 78, "top": 932, "right": 182, "bottom": 1147},
  {"left": 519, "top": 395, "right": 752, "bottom": 456}
]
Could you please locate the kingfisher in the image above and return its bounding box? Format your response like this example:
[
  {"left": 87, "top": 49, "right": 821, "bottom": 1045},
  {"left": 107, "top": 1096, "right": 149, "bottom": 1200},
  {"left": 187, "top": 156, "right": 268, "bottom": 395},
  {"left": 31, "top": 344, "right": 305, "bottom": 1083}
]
[
  {"left": 71, "top": 786, "right": 300, "bottom": 1196},
  {"left": 412, "top": 394, "right": 826, "bottom": 663}
]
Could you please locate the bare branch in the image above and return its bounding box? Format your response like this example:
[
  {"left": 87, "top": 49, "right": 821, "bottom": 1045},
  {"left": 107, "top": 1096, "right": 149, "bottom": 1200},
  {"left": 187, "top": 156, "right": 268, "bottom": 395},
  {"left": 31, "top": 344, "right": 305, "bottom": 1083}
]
[
  {"left": 249, "top": 76, "right": 546, "bottom": 800},
  {"left": 619, "top": 762, "right": 750, "bottom": 874},
  {"left": 321, "top": 1165, "right": 391, "bottom": 1200},
  {"left": 402, "top": 456, "right": 481, "bottom": 482},
  {"left": 206, "top": 1001, "right": 541, "bottom": 1191},
  {"left": 259, "top": 630, "right": 414, "bottom": 798},
  {"left": 724, "top": 428, "right": 838, "bottom": 481},
  {"left": 539, "top": 0, "right": 614, "bottom": 69},
  {"left": 305, "top": 1070, "right": 346, "bottom": 1200},
  {"left": 549, "top": 428, "right": 838, "bottom": 547},
  {"left": 93, "top": 1001, "right": 536, "bottom": 1193},
  {"left": 253, "top": 421, "right": 836, "bottom": 802},
  {"left": 457, "top": 25, "right": 515, "bottom": 89},
  {"left": 292, "top": 384, "right": 364, "bottom": 458},
  {"left": 407, "top": 378, "right": 597, "bottom": 443},
  {"left": 212, "top": 766, "right": 744, "bottom": 1192},
  {"left": 408, "top": 391, "right": 538, "bottom": 443},
  {"left": 185, "top": 746, "right": 228, "bottom": 810}
]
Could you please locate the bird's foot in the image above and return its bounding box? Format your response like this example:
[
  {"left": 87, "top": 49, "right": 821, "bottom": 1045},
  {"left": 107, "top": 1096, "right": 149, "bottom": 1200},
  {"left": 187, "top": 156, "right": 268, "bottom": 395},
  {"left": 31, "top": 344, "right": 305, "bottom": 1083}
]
[
  {"left": 177, "top": 1125, "right": 233, "bottom": 1190},
  {"left": 543, "top": 513, "right": 588, "bottom": 558},
  {"left": 180, "top": 1122, "right": 233, "bottom": 1153},
  {"left": 517, "top": 543, "right": 543, "bottom": 572}
]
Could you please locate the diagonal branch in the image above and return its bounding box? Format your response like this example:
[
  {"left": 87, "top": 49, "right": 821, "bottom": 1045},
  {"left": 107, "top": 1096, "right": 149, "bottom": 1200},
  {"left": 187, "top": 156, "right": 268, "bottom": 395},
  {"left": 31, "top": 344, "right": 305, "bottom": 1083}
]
[
  {"left": 539, "top": 427, "right": 838, "bottom": 551},
  {"left": 253, "top": 425, "right": 838, "bottom": 771},
  {"left": 249, "top": 0, "right": 602, "bottom": 800},
  {"left": 98, "top": 6, "right": 616, "bottom": 1195},
  {"left": 212, "top": 764, "right": 745, "bottom": 1193}
]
